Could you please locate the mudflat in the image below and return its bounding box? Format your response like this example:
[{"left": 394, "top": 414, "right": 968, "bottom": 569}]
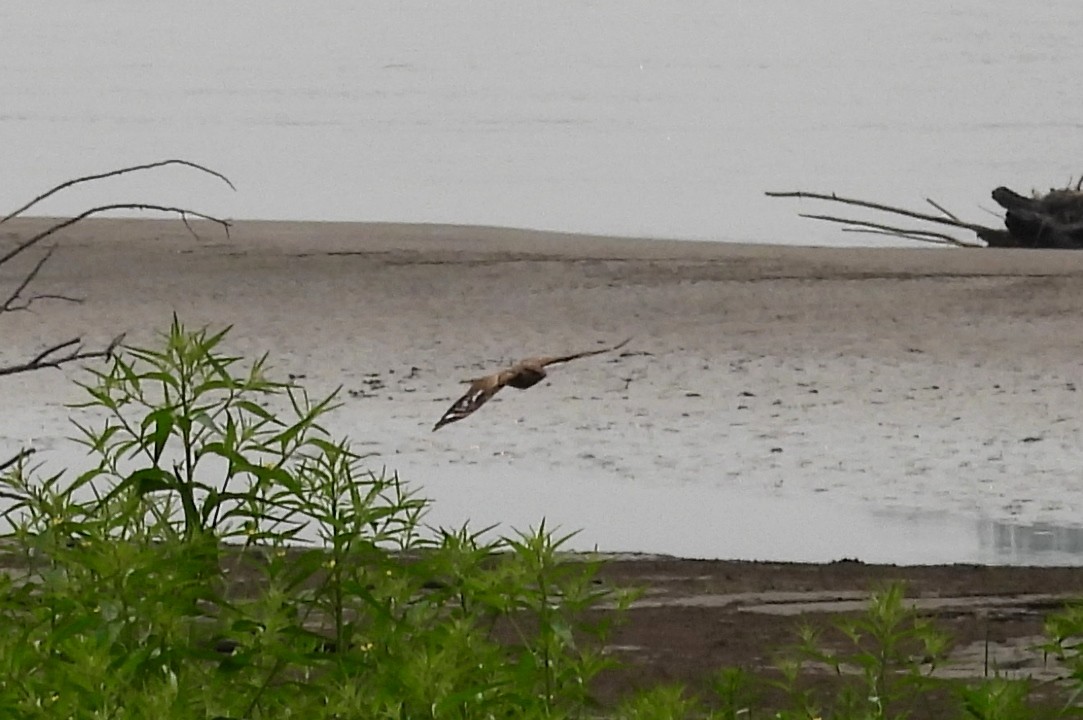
[{"left": 2, "top": 217, "right": 1083, "bottom": 566}]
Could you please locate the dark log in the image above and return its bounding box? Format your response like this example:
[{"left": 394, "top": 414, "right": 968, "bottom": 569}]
[
  {"left": 768, "top": 186, "right": 1083, "bottom": 249},
  {"left": 970, "top": 225, "right": 1017, "bottom": 249},
  {"left": 991, "top": 187, "right": 1083, "bottom": 249}
]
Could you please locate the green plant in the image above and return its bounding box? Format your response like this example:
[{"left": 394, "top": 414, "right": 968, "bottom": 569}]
[
  {"left": 66, "top": 315, "right": 337, "bottom": 541},
  {"left": 0, "top": 318, "right": 633, "bottom": 718},
  {"left": 1039, "top": 601, "right": 1083, "bottom": 717},
  {"left": 19, "top": 317, "right": 1069, "bottom": 719},
  {"left": 775, "top": 582, "right": 952, "bottom": 720},
  {"left": 710, "top": 665, "right": 758, "bottom": 720},
  {"left": 614, "top": 684, "right": 703, "bottom": 719},
  {"left": 958, "top": 678, "right": 1034, "bottom": 720}
]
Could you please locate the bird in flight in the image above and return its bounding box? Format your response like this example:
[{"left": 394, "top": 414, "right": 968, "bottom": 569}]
[{"left": 433, "top": 338, "right": 631, "bottom": 431}]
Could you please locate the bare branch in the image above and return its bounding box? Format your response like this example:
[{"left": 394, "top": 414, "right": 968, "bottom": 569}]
[
  {"left": 0, "top": 159, "right": 235, "bottom": 225},
  {"left": 925, "top": 198, "right": 961, "bottom": 223},
  {"left": 798, "top": 213, "right": 980, "bottom": 248},
  {"left": 0, "top": 333, "right": 125, "bottom": 377},
  {"left": 765, "top": 190, "right": 1000, "bottom": 235},
  {"left": 2, "top": 245, "right": 59, "bottom": 311},
  {"left": 0, "top": 245, "right": 84, "bottom": 313},
  {"left": 840, "top": 228, "right": 962, "bottom": 246},
  {"left": 9, "top": 294, "right": 84, "bottom": 309},
  {"left": 0, "top": 203, "right": 231, "bottom": 269},
  {"left": 0, "top": 160, "right": 232, "bottom": 377}
]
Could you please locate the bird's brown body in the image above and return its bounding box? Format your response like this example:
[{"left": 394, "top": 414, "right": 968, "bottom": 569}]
[{"left": 432, "top": 338, "right": 630, "bottom": 430}]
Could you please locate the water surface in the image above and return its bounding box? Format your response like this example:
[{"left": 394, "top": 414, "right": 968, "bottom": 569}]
[{"left": 2, "top": 1, "right": 1082, "bottom": 243}]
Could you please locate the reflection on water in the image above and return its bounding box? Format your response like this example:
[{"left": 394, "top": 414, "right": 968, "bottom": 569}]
[{"left": 980, "top": 520, "right": 1083, "bottom": 566}]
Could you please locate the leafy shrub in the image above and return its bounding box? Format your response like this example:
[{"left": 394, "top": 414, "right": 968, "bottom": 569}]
[{"left": 0, "top": 318, "right": 631, "bottom": 718}]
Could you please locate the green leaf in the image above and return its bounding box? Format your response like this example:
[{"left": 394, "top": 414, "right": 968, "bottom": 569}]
[
  {"left": 193, "top": 378, "right": 234, "bottom": 396},
  {"left": 200, "top": 488, "right": 221, "bottom": 524},
  {"left": 235, "top": 400, "right": 279, "bottom": 424},
  {"left": 124, "top": 467, "right": 176, "bottom": 495},
  {"left": 143, "top": 408, "right": 175, "bottom": 463},
  {"left": 198, "top": 441, "right": 241, "bottom": 465},
  {"left": 139, "top": 370, "right": 181, "bottom": 391}
]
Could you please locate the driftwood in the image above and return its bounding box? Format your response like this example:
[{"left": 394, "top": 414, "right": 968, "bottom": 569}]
[
  {"left": 767, "top": 180, "right": 1083, "bottom": 249},
  {"left": 990, "top": 186, "right": 1083, "bottom": 249}
]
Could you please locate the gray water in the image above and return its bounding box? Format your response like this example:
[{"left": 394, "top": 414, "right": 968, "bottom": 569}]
[
  {"left": 418, "top": 462, "right": 1083, "bottom": 565},
  {"left": 3, "top": 1, "right": 1083, "bottom": 244}
]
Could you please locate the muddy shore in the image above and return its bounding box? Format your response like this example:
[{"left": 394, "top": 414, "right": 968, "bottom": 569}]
[{"left": 3, "top": 217, "right": 1083, "bottom": 565}]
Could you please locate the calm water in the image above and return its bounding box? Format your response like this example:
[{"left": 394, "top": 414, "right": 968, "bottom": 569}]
[
  {"left": 417, "top": 462, "right": 1083, "bottom": 565},
  {"left": 2, "top": 1, "right": 1083, "bottom": 244}
]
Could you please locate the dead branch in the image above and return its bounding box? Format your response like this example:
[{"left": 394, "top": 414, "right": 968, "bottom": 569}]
[
  {"left": 0, "top": 158, "right": 235, "bottom": 225},
  {"left": 3, "top": 245, "right": 58, "bottom": 311},
  {"left": 0, "top": 245, "right": 83, "bottom": 312},
  {"left": 925, "top": 198, "right": 961, "bottom": 223},
  {"left": 838, "top": 227, "right": 952, "bottom": 244},
  {"left": 766, "top": 190, "right": 993, "bottom": 232},
  {"left": 797, "top": 213, "right": 979, "bottom": 248},
  {"left": 0, "top": 160, "right": 233, "bottom": 378},
  {"left": 766, "top": 190, "right": 1014, "bottom": 248},
  {"left": 0, "top": 334, "right": 125, "bottom": 378},
  {"left": 839, "top": 228, "right": 962, "bottom": 246}
]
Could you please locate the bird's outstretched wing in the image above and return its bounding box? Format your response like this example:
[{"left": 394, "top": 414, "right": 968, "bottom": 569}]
[
  {"left": 433, "top": 375, "right": 507, "bottom": 431},
  {"left": 530, "top": 337, "right": 632, "bottom": 368},
  {"left": 432, "top": 338, "right": 631, "bottom": 431}
]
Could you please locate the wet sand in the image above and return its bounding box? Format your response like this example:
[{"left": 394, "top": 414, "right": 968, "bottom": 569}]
[
  {"left": 3, "top": 217, "right": 1083, "bottom": 564},
  {"left": 591, "top": 556, "right": 1083, "bottom": 713}
]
